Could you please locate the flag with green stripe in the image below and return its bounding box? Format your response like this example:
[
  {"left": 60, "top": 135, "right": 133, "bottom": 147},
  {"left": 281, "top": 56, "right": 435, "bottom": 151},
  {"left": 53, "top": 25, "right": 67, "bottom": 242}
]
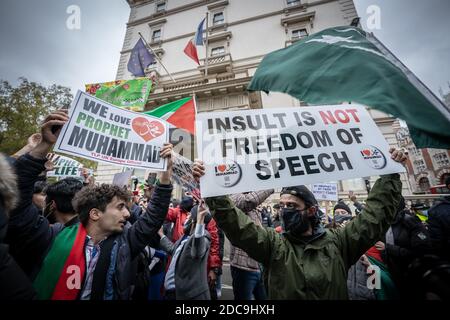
[
  {"left": 33, "top": 223, "right": 87, "bottom": 300},
  {"left": 144, "top": 97, "right": 196, "bottom": 135},
  {"left": 248, "top": 26, "right": 450, "bottom": 149}
]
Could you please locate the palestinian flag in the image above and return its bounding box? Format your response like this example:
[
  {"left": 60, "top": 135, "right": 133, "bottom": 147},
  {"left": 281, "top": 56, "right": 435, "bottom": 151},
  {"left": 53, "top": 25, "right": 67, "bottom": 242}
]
[
  {"left": 144, "top": 97, "right": 196, "bottom": 135},
  {"left": 33, "top": 224, "right": 87, "bottom": 300}
]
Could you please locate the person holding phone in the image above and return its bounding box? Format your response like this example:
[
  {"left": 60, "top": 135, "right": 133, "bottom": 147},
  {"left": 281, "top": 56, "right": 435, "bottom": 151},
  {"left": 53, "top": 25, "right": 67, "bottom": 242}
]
[{"left": 158, "top": 202, "right": 212, "bottom": 300}]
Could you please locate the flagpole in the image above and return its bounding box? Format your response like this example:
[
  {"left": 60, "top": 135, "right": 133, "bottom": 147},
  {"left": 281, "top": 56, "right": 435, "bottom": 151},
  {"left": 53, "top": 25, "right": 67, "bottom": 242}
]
[
  {"left": 192, "top": 91, "right": 198, "bottom": 115},
  {"left": 192, "top": 91, "right": 198, "bottom": 160},
  {"left": 204, "top": 12, "right": 209, "bottom": 78},
  {"left": 138, "top": 32, "right": 176, "bottom": 83}
]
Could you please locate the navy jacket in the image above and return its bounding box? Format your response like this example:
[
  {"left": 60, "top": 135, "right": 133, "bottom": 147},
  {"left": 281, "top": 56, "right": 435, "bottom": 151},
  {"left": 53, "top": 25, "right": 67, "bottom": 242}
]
[
  {"left": 428, "top": 197, "right": 450, "bottom": 259},
  {"left": 7, "top": 153, "right": 172, "bottom": 299}
]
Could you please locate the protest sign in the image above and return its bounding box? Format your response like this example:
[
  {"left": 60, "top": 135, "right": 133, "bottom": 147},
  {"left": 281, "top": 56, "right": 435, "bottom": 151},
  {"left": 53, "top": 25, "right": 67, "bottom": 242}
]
[
  {"left": 86, "top": 80, "right": 124, "bottom": 95},
  {"left": 312, "top": 183, "right": 338, "bottom": 201},
  {"left": 172, "top": 152, "right": 201, "bottom": 200},
  {"left": 112, "top": 170, "right": 133, "bottom": 187},
  {"left": 54, "top": 90, "right": 168, "bottom": 171},
  {"left": 196, "top": 104, "right": 405, "bottom": 197},
  {"left": 85, "top": 78, "right": 152, "bottom": 112},
  {"left": 46, "top": 153, "right": 83, "bottom": 177}
]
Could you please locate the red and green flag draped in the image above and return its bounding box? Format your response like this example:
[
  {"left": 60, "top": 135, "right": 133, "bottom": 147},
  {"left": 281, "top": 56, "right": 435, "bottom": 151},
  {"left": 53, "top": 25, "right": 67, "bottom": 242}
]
[
  {"left": 33, "top": 224, "right": 87, "bottom": 300},
  {"left": 144, "top": 97, "right": 196, "bottom": 135}
]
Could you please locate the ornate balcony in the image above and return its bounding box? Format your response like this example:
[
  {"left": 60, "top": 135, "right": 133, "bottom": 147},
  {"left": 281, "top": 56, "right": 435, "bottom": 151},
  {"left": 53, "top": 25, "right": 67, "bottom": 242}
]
[{"left": 198, "top": 53, "right": 233, "bottom": 75}]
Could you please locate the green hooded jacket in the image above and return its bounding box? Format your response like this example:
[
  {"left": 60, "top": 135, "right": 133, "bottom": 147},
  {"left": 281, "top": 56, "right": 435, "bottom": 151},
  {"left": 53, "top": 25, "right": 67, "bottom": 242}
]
[{"left": 205, "top": 174, "right": 402, "bottom": 299}]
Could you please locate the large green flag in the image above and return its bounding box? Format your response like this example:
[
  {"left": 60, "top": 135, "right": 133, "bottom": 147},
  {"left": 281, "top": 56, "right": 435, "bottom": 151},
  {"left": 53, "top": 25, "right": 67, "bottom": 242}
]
[
  {"left": 85, "top": 78, "right": 152, "bottom": 112},
  {"left": 248, "top": 26, "right": 450, "bottom": 149}
]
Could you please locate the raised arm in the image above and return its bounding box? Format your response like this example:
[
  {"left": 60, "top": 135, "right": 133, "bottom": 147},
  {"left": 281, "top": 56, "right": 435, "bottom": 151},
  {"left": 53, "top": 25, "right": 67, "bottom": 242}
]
[
  {"left": 190, "top": 204, "right": 210, "bottom": 259},
  {"left": 128, "top": 144, "right": 174, "bottom": 258},
  {"left": 10, "top": 133, "right": 42, "bottom": 159},
  {"left": 159, "top": 227, "right": 177, "bottom": 256},
  {"left": 7, "top": 111, "right": 69, "bottom": 276},
  {"left": 229, "top": 190, "right": 274, "bottom": 213},
  {"left": 205, "top": 195, "right": 277, "bottom": 266},
  {"left": 335, "top": 148, "right": 406, "bottom": 268}
]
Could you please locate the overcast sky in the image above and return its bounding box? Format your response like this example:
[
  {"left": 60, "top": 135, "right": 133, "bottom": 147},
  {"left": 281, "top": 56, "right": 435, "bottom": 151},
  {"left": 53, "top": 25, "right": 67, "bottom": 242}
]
[
  {"left": 0, "top": 0, "right": 449, "bottom": 97},
  {"left": 0, "top": 0, "right": 129, "bottom": 93}
]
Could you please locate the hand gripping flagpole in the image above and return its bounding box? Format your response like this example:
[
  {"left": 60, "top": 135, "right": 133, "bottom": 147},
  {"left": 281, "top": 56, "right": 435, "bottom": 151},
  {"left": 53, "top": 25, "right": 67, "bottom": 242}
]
[{"left": 138, "top": 32, "right": 176, "bottom": 83}]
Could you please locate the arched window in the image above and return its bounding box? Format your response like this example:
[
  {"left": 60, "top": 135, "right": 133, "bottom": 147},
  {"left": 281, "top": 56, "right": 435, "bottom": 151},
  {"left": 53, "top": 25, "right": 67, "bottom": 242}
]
[
  {"left": 441, "top": 173, "right": 450, "bottom": 185},
  {"left": 418, "top": 177, "right": 430, "bottom": 192}
]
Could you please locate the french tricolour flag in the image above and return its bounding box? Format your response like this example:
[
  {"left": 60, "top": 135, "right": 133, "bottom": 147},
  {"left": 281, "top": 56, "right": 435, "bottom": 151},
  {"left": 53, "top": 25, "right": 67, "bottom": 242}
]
[{"left": 183, "top": 18, "right": 205, "bottom": 65}]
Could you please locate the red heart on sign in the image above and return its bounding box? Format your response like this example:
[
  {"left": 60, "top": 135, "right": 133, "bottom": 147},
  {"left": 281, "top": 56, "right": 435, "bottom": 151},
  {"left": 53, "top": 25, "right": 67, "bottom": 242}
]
[
  {"left": 132, "top": 117, "right": 165, "bottom": 142},
  {"left": 217, "top": 164, "right": 227, "bottom": 172},
  {"left": 362, "top": 149, "right": 371, "bottom": 156}
]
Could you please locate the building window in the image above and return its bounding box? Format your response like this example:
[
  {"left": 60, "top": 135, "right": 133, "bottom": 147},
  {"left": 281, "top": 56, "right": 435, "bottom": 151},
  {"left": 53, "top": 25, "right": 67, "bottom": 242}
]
[
  {"left": 433, "top": 152, "right": 450, "bottom": 168},
  {"left": 341, "top": 178, "right": 365, "bottom": 192},
  {"left": 414, "top": 159, "right": 426, "bottom": 173},
  {"left": 418, "top": 177, "right": 430, "bottom": 192},
  {"left": 408, "top": 146, "right": 421, "bottom": 157},
  {"left": 211, "top": 46, "right": 225, "bottom": 56},
  {"left": 213, "top": 12, "right": 224, "bottom": 25},
  {"left": 156, "top": 2, "right": 166, "bottom": 12},
  {"left": 441, "top": 173, "right": 450, "bottom": 185},
  {"left": 292, "top": 28, "right": 308, "bottom": 40},
  {"left": 287, "top": 0, "right": 301, "bottom": 7},
  {"left": 152, "top": 29, "right": 161, "bottom": 42}
]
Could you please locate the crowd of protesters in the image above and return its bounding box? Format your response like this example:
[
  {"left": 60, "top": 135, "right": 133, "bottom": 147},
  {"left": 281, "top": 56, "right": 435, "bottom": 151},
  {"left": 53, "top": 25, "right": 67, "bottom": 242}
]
[{"left": 0, "top": 109, "right": 449, "bottom": 300}]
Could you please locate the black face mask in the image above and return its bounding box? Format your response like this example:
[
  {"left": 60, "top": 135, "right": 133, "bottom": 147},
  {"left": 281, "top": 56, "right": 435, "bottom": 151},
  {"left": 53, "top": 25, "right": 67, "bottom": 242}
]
[{"left": 281, "top": 207, "right": 310, "bottom": 236}]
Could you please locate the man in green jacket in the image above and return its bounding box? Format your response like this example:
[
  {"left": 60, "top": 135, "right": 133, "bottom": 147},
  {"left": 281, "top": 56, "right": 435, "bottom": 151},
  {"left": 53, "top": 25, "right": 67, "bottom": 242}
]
[{"left": 193, "top": 148, "right": 407, "bottom": 299}]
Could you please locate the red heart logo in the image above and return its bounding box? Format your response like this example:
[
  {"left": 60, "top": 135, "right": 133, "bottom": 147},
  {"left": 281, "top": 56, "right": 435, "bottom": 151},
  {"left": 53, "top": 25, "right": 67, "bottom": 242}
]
[
  {"left": 217, "top": 164, "right": 227, "bottom": 172},
  {"left": 132, "top": 117, "right": 165, "bottom": 142},
  {"left": 362, "top": 149, "right": 371, "bottom": 156}
]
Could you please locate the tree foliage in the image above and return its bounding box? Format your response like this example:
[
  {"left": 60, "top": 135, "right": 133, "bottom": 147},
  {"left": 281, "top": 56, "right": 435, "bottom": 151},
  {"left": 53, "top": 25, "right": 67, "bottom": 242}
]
[{"left": 0, "top": 77, "right": 72, "bottom": 154}]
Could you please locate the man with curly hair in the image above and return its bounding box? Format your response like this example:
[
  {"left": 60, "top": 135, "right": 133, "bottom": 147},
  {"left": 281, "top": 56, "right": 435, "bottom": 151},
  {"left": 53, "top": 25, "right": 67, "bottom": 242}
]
[{"left": 7, "top": 110, "right": 174, "bottom": 300}]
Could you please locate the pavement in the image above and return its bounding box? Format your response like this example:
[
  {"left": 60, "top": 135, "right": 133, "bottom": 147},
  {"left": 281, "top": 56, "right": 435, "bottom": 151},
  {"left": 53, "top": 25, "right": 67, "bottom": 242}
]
[{"left": 218, "top": 261, "right": 234, "bottom": 300}]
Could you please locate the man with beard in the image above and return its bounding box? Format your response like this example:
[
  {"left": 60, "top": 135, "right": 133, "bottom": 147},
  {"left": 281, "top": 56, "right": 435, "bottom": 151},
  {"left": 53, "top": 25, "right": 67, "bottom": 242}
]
[
  {"left": 192, "top": 148, "right": 407, "bottom": 299},
  {"left": 6, "top": 110, "right": 174, "bottom": 299}
]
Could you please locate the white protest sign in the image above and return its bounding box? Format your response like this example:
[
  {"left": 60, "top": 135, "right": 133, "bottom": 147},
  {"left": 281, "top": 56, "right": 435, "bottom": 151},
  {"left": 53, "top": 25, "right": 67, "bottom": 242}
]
[
  {"left": 196, "top": 104, "right": 405, "bottom": 197},
  {"left": 54, "top": 90, "right": 168, "bottom": 171},
  {"left": 112, "top": 170, "right": 133, "bottom": 187},
  {"left": 172, "top": 152, "right": 201, "bottom": 199},
  {"left": 46, "top": 153, "right": 83, "bottom": 177},
  {"left": 312, "top": 183, "right": 338, "bottom": 201}
]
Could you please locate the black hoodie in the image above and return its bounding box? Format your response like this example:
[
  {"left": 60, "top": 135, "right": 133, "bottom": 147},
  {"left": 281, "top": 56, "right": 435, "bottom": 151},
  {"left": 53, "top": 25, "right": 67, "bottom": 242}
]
[{"left": 0, "top": 153, "right": 36, "bottom": 300}]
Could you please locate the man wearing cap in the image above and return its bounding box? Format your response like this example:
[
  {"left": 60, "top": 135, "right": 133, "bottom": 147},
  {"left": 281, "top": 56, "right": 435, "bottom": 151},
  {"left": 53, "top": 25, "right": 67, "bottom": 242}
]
[{"left": 193, "top": 148, "right": 407, "bottom": 299}]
